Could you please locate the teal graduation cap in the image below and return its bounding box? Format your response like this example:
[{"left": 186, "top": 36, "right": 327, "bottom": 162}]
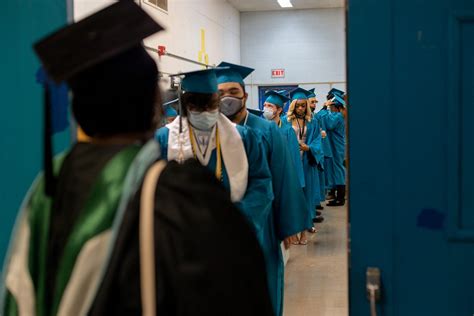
[
  {"left": 290, "top": 87, "right": 310, "bottom": 101},
  {"left": 264, "top": 90, "right": 290, "bottom": 108},
  {"left": 172, "top": 68, "right": 222, "bottom": 94},
  {"left": 329, "top": 88, "right": 345, "bottom": 97},
  {"left": 216, "top": 61, "right": 254, "bottom": 85},
  {"left": 307, "top": 88, "right": 316, "bottom": 98},
  {"left": 332, "top": 94, "right": 346, "bottom": 107}
]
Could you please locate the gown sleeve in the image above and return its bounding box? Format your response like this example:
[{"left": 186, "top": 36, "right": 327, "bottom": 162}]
[
  {"left": 325, "top": 112, "right": 343, "bottom": 131},
  {"left": 307, "top": 120, "right": 325, "bottom": 166},
  {"left": 268, "top": 124, "right": 308, "bottom": 239},
  {"left": 90, "top": 160, "right": 275, "bottom": 316},
  {"left": 235, "top": 126, "right": 274, "bottom": 245},
  {"left": 285, "top": 126, "right": 305, "bottom": 188}
]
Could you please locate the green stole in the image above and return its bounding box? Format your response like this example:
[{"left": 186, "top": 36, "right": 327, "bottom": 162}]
[{"left": 3, "top": 145, "right": 141, "bottom": 316}]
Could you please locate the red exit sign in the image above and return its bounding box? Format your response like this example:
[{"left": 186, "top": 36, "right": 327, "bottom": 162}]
[{"left": 271, "top": 69, "right": 285, "bottom": 78}]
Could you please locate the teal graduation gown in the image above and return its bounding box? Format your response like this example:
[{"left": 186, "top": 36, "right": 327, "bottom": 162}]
[
  {"left": 242, "top": 113, "right": 310, "bottom": 316},
  {"left": 278, "top": 123, "right": 305, "bottom": 189},
  {"left": 314, "top": 109, "right": 331, "bottom": 197},
  {"left": 285, "top": 117, "right": 324, "bottom": 212},
  {"left": 325, "top": 112, "right": 346, "bottom": 186},
  {"left": 317, "top": 108, "right": 336, "bottom": 189},
  {"left": 155, "top": 124, "right": 280, "bottom": 313}
]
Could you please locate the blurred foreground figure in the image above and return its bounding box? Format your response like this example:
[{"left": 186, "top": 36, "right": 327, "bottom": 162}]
[{"left": 0, "top": 2, "right": 274, "bottom": 315}]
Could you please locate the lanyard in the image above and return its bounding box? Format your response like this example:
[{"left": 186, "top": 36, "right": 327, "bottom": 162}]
[
  {"left": 189, "top": 125, "right": 222, "bottom": 182},
  {"left": 295, "top": 118, "right": 306, "bottom": 140}
]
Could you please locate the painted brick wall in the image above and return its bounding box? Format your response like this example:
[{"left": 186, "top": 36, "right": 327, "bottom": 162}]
[
  {"left": 240, "top": 8, "right": 346, "bottom": 110},
  {"left": 74, "top": 0, "right": 241, "bottom": 80}
]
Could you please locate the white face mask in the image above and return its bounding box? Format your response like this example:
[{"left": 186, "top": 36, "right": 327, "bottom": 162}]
[
  {"left": 188, "top": 109, "right": 219, "bottom": 131},
  {"left": 263, "top": 107, "right": 276, "bottom": 120}
]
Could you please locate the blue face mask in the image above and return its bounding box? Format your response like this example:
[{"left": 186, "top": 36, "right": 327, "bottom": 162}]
[{"left": 188, "top": 109, "right": 219, "bottom": 131}]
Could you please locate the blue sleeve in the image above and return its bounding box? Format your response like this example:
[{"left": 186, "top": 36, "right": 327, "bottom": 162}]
[
  {"left": 236, "top": 126, "right": 274, "bottom": 243},
  {"left": 154, "top": 127, "right": 169, "bottom": 160},
  {"left": 307, "top": 120, "right": 324, "bottom": 165},
  {"left": 283, "top": 127, "right": 305, "bottom": 188},
  {"left": 318, "top": 111, "right": 328, "bottom": 130},
  {"left": 325, "top": 112, "right": 343, "bottom": 131},
  {"left": 269, "top": 124, "right": 309, "bottom": 239}
]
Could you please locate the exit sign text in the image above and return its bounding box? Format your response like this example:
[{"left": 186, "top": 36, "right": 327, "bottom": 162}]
[{"left": 271, "top": 69, "right": 285, "bottom": 78}]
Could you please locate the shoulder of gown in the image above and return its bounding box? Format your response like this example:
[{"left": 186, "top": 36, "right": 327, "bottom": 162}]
[{"left": 90, "top": 159, "right": 274, "bottom": 316}]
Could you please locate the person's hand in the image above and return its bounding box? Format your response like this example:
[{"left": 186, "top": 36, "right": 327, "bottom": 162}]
[
  {"left": 324, "top": 100, "right": 332, "bottom": 106},
  {"left": 321, "top": 130, "right": 327, "bottom": 138},
  {"left": 299, "top": 143, "right": 310, "bottom": 152}
]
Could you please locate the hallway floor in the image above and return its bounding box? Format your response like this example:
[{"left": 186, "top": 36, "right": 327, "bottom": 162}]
[{"left": 283, "top": 204, "right": 349, "bottom": 316}]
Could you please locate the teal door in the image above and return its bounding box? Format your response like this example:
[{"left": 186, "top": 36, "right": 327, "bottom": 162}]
[
  {"left": 0, "top": 1, "right": 72, "bottom": 263},
  {"left": 348, "top": 0, "right": 474, "bottom": 314}
]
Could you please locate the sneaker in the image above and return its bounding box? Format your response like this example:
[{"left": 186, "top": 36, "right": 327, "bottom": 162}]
[
  {"left": 312, "top": 216, "right": 325, "bottom": 223},
  {"left": 327, "top": 199, "right": 345, "bottom": 207}
]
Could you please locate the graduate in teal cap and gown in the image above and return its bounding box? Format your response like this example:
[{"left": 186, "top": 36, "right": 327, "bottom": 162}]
[
  {"left": 306, "top": 88, "right": 327, "bottom": 209},
  {"left": 262, "top": 90, "right": 305, "bottom": 190},
  {"left": 319, "top": 88, "right": 345, "bottom": 199},
  {"left": 321, "top": 88, "right": 346, "bottom": 198},
  {"left": 325, "top": 93, "right": 347, "bottom": 206},
  {"left": 314, "top": 94, "right": 333, "bottom": 200},
  {"left": 216, "top": 62, "right": 310, "bottom": 316},
  {"left": 286, "top": 87, "right": 325, "bottom": 228},
  {"left": 307, "top": 88, "right": 318, "bottom": 114},
  {"left": 155, "top": 68, "right": 276, "bottom": 280}
]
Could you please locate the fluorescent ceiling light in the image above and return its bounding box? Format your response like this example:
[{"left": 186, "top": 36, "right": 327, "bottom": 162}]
[{"left": 277, "top": 0, "right": 293, "bottom": 8}]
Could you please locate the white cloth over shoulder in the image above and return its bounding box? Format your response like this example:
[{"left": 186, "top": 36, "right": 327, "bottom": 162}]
[{"left": 166, "top": 114, "right": 249, "bottom": 202}]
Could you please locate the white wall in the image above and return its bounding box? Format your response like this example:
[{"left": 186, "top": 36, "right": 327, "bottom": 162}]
[
  {"left": 74, "top": 0, "right": 240, "bottom": 88},
  {"left": 240, "top": 8, "right": 346, "bottom": 110}
]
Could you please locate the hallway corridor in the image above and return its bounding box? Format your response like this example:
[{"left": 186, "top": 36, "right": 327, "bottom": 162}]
[{"left": 283, "top": 205, "right": 349, "bottom": 316}]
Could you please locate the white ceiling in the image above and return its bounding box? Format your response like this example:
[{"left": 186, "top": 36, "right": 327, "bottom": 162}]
[{"left": 227, "top": 0, "right": 345, "bottom": 12}]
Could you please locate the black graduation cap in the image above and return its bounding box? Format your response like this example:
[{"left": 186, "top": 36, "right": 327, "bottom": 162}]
[
  {"left": 34, "top": 0, "right": 163, "bottom": 83},
  {"left": 33, "top": 0, "right": 164, "bottom": 196}
]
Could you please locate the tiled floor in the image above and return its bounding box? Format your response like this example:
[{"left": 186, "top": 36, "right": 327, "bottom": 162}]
[{"left": 283, "top": 204, "right": 349, "bottom": 316}]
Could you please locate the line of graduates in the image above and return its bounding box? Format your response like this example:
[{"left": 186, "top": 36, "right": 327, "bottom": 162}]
[
  {"left": 1, "top": 3, "right": 277, "bottom": 316},
  {"left": 262, "top": 86, "right": 348, "bottom": 211},
  {"left": 156, "top": 64, "right": 312, "bottom": 316},
  {"left": 156, "top": 65, "right": 347, "bottom": 315},
  {"left": 1, "top": 2, "right": 348, "bottom": 315}
]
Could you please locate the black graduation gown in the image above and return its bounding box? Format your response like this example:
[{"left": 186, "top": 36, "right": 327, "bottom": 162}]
[{"left": 46, "top": 143, "right": 274, "bottom": 316}]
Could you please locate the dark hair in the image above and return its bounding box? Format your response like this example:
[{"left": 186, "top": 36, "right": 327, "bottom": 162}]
[
  {"left": 70, "top": 45, "right": 159, "bottom": 137},
  {"left": 240, "top": 83, "right": 246, "bottom": 94},
  {"left": 180, "top": 92, "right": 219, "bottom": 117}
]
